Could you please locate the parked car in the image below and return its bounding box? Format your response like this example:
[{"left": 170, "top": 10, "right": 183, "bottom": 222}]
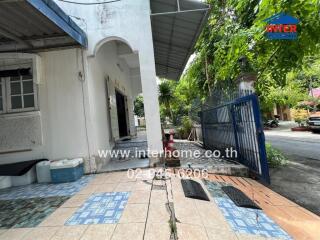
[{"left": 307, "top": 112, "right": 320, "bottom": 133}]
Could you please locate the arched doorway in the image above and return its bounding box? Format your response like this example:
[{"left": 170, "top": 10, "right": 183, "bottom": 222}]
[
  {"left": 88, "top": 36, "right": 163, "bottom": 172},
  {"left": 93, "top": 38, "right": 142, "bottom": 142}
]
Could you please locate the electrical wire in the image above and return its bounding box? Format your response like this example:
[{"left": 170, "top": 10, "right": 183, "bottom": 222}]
[{"left": 58, "top": 0, "right": 120, "bottom": 5}]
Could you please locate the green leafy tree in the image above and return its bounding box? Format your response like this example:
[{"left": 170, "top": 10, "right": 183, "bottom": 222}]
[
  {"left": 133, "top": 95, "right": 145, "bottom": 117},
  {"left": 184, "top": 0, "right": 320, "bottom": 111},
  {"left": 158, "top": 80, "right": 175, "bottom": 123},
  {"left": 296, "top": 58, "right": 320, "bottom": 90},
  {"left": 260, "top": 74, "right": 307, "bottom": 112}
]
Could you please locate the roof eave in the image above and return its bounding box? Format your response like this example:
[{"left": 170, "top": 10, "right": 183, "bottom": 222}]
[
  {"left": 27, "top": 0, "right": 87, "bottom": 48},
  {"left": 151, "top": 0, "right": 211, "bottom": 81},
  {"left": 176, "top": 6, "right": 210, "bottom": 80}
]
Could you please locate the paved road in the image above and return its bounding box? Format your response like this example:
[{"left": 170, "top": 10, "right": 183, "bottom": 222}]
[
  {"left": 264, "top": 125, "right": 320, "bottom": 215},
  {"left": 265, "top": 129, "right": 320, "bottom": 160}
]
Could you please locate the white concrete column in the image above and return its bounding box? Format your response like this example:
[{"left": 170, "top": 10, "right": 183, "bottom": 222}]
[
  {"left": 133, "top": 0, "right": 163, "bottom": 157},
  {"left": 139, "top": 51, "right": 163, "bottom": 155}
]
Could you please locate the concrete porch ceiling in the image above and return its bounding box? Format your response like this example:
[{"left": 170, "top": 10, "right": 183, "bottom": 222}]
[
  {"left": 151, "top": 0, "right": 210, "bottom": 81},
  {"left": 0, "top": 0, "right": 87, "bottom": 53},
  {"left": 118, "top": 53, "right": 140, "bottom": 69}
]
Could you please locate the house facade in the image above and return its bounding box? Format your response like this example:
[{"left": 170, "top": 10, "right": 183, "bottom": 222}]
[{"left": 0, "top": 0, "right": 209, "bottom": 172}]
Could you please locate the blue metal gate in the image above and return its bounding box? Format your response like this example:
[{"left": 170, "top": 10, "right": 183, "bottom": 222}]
[{"left": 200, "top": 94, "right": 270, "bottom": 184}]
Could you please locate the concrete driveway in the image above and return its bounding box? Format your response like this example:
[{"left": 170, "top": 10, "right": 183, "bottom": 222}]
[{"left": 264, "top": 122, "right": 320, "bottom": 215}]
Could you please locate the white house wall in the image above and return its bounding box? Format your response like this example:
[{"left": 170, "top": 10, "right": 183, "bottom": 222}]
[
  {"left": 56, "top": 0, "right": 163, "bottom": 154},
  {"left": 0, "top": 45, "right": 135, "bottom": 169},
  {"left": 41, "top": 49, "right": 89, "bottom": 160},
  {"left": 0, "top": 49, "right": 90, "bottom": 164},
  {"left": 0, "top": 0, "right": 164, "bottom": 166}
]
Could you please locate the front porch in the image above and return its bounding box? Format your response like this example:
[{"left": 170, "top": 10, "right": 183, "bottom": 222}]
[
  {"left": 97, "top": 128, "right": 249, "bottom": 177},
  {"left": 99, "top": 131, "right": 150, "bottom": 173},
  {"left": 0, "top": 169, "right": 319, "bottom": 240}
]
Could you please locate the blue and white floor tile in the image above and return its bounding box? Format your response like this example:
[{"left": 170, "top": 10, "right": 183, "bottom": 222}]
[
  {"left": 204, "top": 180, "right": 292, "bottom": 240},
  {"left": 65, "top": 192, "right": 130, "bottom": 225},
  {"left": 0, "top": 176, "right": 94, "bottom": 200}
]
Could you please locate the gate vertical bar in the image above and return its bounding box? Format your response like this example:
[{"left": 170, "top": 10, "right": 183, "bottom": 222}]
[
  {"left": 230, "top": 105, "right": 241, "bottom": 162},
  {"left": 251, "top": 95, "right": 270, "bottom": 184},
  {"left": 200, "top": 93, "right": 270, "bottom": 184}
]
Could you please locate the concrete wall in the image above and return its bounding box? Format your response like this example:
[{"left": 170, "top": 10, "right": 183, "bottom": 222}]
[{"left": 0, "top": 49, "right": 90, "bottom": 165}]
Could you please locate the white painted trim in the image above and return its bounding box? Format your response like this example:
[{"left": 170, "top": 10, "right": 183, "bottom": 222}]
[
  {"left": 92, "top": 36, "right": 136, "bottom": 58},
  {"left": 0, "top": 53, "right": 41, "bottom": 84},
  {"left": 0, "top": 110, "right": 40, "bottom": 120}
]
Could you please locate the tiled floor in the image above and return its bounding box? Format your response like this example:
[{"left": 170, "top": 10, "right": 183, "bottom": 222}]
[
  {"left": 66, "top": 192, "right": 130, "bottom": 225},
  {"left": 0, "top": 197, "right": 69, "bottom": 229},
  {"left": 100, "top": 159, "right": 150, "bottom": 173},
  {"left": 39, "top": 207, "right": 78, "bottom": 227},
  {"left": 204, "top": 181, "right": 291, "bottom": 239},
  {"left": 0, "top": 176, "right": 94, "bottom": 230},
  {"left": 204, "top": 172, "right": 320, "bottom": 240},
  {"left": 100, "top": 132, "right": 149, "bottom": 173},
  {"left": 0, "top": 176, "right": 93, "bottom": 200},
  {"left": 0, "top": 169, "right": 319, "bottom": 240}
]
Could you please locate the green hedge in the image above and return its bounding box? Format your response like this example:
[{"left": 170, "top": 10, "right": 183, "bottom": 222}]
[{"left": 266, "top": 143, "right": 288, "bottom": 168}]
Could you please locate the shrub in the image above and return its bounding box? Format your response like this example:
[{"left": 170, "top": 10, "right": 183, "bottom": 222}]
[
  {"left": 291, "top": 108, "right": 309, "bottom": 127},
  {"left": 177, "top": 116, "right": 193, "bottom": 139},
  {"left": 265, "top": 143, "right": 288, "bottom": 168}
]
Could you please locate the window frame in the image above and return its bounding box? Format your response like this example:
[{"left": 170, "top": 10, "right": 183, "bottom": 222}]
[
  {"left": 0, "top": 53, "right": 40, "bottom": 115},
  {"left": 0, "top": 75, "right": 38, "bottom": 114}
]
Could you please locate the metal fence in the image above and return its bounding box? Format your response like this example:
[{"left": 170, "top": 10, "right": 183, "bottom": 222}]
[{"left": 200, "top": 93, "right": 270, "bottom": 184}]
